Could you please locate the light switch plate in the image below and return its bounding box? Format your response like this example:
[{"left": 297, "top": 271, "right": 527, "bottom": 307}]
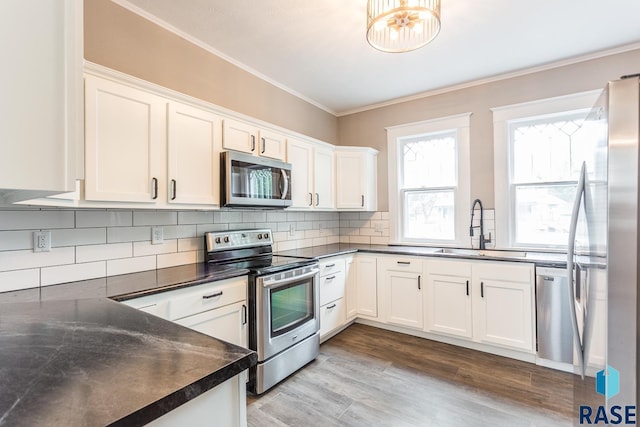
[{"left": 151, "top": 227, "right": 164, "bottom": 245}]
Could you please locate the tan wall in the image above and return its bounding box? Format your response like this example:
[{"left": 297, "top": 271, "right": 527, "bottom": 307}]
[
  {"left": 83, "top": 0, "right": 338, "bottom": 144},
  {"left": 338, "top": 48, "right": 640, "bottom": 211}
]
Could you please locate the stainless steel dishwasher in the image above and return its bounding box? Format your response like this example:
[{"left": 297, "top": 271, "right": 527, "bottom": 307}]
[{"left": 536, "top": 267, "right": 573, "bottom": 363}]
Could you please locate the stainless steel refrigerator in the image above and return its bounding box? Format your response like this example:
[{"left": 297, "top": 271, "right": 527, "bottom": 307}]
[{"left": 568, "top": 75, "right": 640, "bottom": 415}]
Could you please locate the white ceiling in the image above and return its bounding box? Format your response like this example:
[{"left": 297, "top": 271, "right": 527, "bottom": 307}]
[{"left": 118, "top": 0, "right": 640, "bottom": 115}]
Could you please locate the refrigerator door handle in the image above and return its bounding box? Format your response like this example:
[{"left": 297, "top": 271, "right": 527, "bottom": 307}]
[{"left": 567, "top": 162, "right": 587, "bottom": 379}]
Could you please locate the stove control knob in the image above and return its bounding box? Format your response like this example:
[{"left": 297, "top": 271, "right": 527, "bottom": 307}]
[
  {"left": 223, "top": 236, "right": 229, "bottom": 243},
  {"left": 264, "top": 233, "right": 269, "bottom": 240},
  {"left": 257, "top": 234, "right": 263, "bottom": 240}
]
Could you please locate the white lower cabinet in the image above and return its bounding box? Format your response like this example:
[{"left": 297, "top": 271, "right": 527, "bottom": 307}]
[
  {"left": 318, "top": 257, "right": 347, "bottom": 341},
  {"left": 424, "top": 259, "right": 473, "bottom": 339},
  {"left": 423, "top": 259, "right": 535, "bottom": 353},
  {"left": 344, "top": 256, "right": 358, "bottom": 321},
  {"left": 120, "top": 276, "right": 249, "bottom": 426},
  {"left": 355, "top": 255, "right": 378, "bottom": 319},
  {"left": 378, "top": 256, "right": 424, "bottom": 330}
]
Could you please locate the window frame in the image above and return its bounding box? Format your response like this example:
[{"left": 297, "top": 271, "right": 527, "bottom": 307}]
[
  {"left": 492, "top": 90, "right": 601, "bottom": 250},
  {"left": 387, "top": 113, "right": 471, "bottom": 247}
]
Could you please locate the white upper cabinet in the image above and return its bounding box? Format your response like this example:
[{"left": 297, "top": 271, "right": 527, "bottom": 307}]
[
  {"left": 0, "top": 1, "right": 83, "bottom": 203},
  {"left": 168, "top": 102, "right": 221, "bottom": 205},
  {"left": 84, "top": 75, "right": 166, "bottom": 204},
  {"left": 286, "top": 138, "right": 335, "bottom": 210},
  {"left": 222, "top": 118, "right": 286, "bottom": 161},
  {"left": 335, "top": 148, "right": 378, "bottom": 211}
]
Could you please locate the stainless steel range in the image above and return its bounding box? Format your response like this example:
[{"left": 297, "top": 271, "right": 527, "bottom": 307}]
[{"left": 205, "top": 229, "right": 320, "bottom": 394}]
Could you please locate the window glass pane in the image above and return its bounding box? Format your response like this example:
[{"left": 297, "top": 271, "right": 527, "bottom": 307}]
[
  {"left": 401, "top": 132, "right": 456, "bottom": 188},
  {"left": 511, "top": 113, "right": 592, "bottom": 183},
  {"left": 404, "top": 190, "right": 455, "bottom": 240},
  {"left": 514, "top": 184, "right": 576, "bottom": 246}
]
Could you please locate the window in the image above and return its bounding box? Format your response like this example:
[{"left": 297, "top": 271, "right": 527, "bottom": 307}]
[
  {"left": 387, "top": 114, "right": 471, "bottom": 246},
  {"left": 492, "top": 91, "right": 601, "bottom": 249}
]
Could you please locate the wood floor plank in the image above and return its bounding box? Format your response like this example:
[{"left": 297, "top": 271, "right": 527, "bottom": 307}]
[{"left": 247, "top": 324, "right": 593, "bottom": 426}]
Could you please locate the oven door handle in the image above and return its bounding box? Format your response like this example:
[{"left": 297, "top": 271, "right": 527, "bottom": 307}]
[{"left": 262, "top": 268, "right": 319, "bottom": 289}]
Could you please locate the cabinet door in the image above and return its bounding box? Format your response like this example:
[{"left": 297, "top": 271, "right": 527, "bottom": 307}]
[
  {"left": 0, "top": 1, "right": 82, "bottom": 201},
  {"left": 174, "top": 301, "right": 248, "bottom": 348},
  {"left": 84, "top": 75, "right": 165, "bottom": 203},
  {"left": 335, "top": 151, "right": 365, "bottom": 209},
  {"left": 258, "top": 129, "right": 286, "bottom": 160},
  {"left": 345, "top": 257, "right": 358, "bottom": 320},
  {"left": 356, "top": 255, "right": 378, "bottom": 318},
  {"left": 314, "top": 146, "right": 335, "bottom": 209},
  {"left": 383, "top": 270, "right": 423, "bottom": 329},
  {"left": 286, "top": 138, "right": 314, "bottom": 209},
  {"left": 320, "top": 298, "right": 346, "bottom": 339},
  {"left": 222, "top": 118, "right": 256, "bottom": 154},
  {"left": 167, "top": 102, "right": 221, "bottom": 205},
  {"left": 425, "top": 274, "right": 473, "bottom": 339},
  {"left": 473, "top": 278, "right": 534, "bottom": 352}
]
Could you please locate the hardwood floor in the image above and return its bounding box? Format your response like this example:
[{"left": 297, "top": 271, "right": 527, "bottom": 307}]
[{"left": 247, "top": 324, "right": 600, "bottom": 426}]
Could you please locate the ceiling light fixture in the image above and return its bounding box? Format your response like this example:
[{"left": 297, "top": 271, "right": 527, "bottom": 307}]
[{"left": 366, "top": 0, "right": 441, "bottom": 53}]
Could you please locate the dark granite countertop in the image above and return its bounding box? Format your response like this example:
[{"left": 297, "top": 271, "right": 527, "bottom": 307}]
[
  {"left": 0, "top": 298, "right": 256, "bottom": 426},
  {"left": 276, "top": 243, "right": 568, "bottom": 268},
  {"left": 0, "top": 263, "right": 255, "bottom": 426}
]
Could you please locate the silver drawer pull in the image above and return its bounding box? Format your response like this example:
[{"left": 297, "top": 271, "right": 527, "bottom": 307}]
[
  {"left": 202, "top": 291, "right": 223, "bottom": 299},
  {"left": 327, "top": 304, "right": 337, "bottom": 309},
  {"left": 397, "top": 261, "right": 411, "bottom": 265},
  {"left": 325, "top": 275, "right": 336, "bottom": 281},
  {"left": 325, "top": 264, "right": 336, "bottom": 268}
]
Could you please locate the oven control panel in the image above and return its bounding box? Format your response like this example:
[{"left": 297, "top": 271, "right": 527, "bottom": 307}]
[{"left": 205, "top": 229, "right": 273, "bottom": 252}]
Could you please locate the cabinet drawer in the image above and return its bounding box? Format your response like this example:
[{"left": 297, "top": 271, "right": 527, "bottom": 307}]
[
  {"left": 379, "top": 256, "right": 423, "bottom": 273},
  {"left": 320, "top": 298, "right": 346, "bottom": 338},
  {"left": 320, "top": 258, "right": 345, "bottom": 277},
  {"left": 169, "top": 280, "right": 246, "bottom": 321},
  {"left": 320, "top": 270, "right": 346, "bottom": 306}
]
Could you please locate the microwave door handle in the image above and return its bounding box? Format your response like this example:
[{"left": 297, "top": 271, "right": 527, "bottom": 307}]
[{"left": 280, "top": 169, "right": 289, "bottom": 200}]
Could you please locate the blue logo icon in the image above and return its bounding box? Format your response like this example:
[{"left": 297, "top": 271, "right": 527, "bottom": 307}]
[{"left": 596, "top": 365, "right": 620, "bottom": 399}]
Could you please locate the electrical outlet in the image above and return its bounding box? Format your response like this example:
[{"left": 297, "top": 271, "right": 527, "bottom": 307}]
[
  {"left": 151, "top": 227, "right": 164, "bottom": 245},
  {"left": 289, "top": 223, "right": 296, "bottom": 236},
  {"left": 374, "top": 222, "right": 384, "bottom": 233},
  {"left": 33, "top": 231, "right": 51, "bottom": 252}
]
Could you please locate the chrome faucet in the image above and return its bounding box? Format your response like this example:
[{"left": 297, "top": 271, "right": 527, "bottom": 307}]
[{"left": 470, "top": 198, "right": 490, "bottom": 250}]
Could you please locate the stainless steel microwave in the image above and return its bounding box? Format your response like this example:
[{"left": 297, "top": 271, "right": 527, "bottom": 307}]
[{"left": 221, "top": 151, "right": 292, "bottom": 208}]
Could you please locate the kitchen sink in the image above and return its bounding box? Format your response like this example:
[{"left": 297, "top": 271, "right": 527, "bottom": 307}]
[{"left": 435, "top": 248, "right": 527, "bottom": 259}]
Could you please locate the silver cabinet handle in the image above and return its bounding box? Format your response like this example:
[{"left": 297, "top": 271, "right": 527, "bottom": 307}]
[
  {"left": 171, "top": 179, "right": 177, "bottom": 200},
  {"left": 251, "top": 135, "right": 256, "bottom": 151},
  {"left": 315, "top": 193, "right": 319, "bottom": 206},
  {"left": 309, "top": 192, "right": 313, "bottom": 206},
  {"left": 361, "top": 195, "right": 364, "bottom": 207},
  {"left": 397, "top": 261, "right": 411, "bottom": 265},
  {"left": 242, "top": 304, "right": 247, "bottom": 325},
  {"left": 481, "top": 282, "right": 484, "bottom": 298},
  {"left": 261, "top": 137, "right": 266, "bottom": 154},
  {"left": 418, "top": 275, "right": 421, "bottom": 290},
  {"left": 326, "top": 304, "right": 337, "bottom": 309},
  {"left": 325, "top": 275, "right": 336, "bottom": 281},
  {"left": 466, "top": 280, "right": 469, "bottom": 296},
  {"left": 325, "top": 264, "right": 335, "bottom": 268},
  {"left": 202, "top": 291, "right": 223, "bottom": 299}
]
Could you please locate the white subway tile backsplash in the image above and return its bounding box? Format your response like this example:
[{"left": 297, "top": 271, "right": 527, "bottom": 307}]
[
  {"left": 286, "top": 212, "right": 305, "bottom": 222},
  {"left": 196, "top": 223, "right": 229, "bottom": 234},
  {"left": 0, "top": 210, "right": 74, "bottom": 230},
  {"left": 370, "top": 236, "right": 390, "bottom": 245},
  {"left": 51, "top": 228, "right": 107, "bottom": 248},
  {"left": 361, "top": 212, "right": 381, "bottom": 220},
  {"left": 304, "top": 212, "right": 320, "bottom": 221},
  {"left": 349, "top": 236, "right": 371, "bottom": 244},
  {"left": 266, "top": 211, "right": 287, "bottom": 222},
  {"left": 339, "top": 235, "right": 350, "bottom": 243},
  {"left": 133, "top": 240, "right": 178, "bottom": 257},
  {"left": 229, "top": 222, "right": 254, "bottom": 230},
  {"left": 0, "top": 248, "right": 75, "bottom": 272},
  {"left": 76, "top": 243, "right": 132, "bottom": 263},
  {"left": 276, "top": 240, "right": 297, "bottom": 251},
  {"left": 157, "top": 251, "right": 197, "bottom": 269},
  {"left": 76, "top": 210, "right": 132, "bottom": 228},
  {"left": 0, "top": 231, "right": 33, "bottom": 251},
  {"left": 312, "top": 237, "right": 328, "bottom": 246},
  {"left": 178, "top": 211, "right": 213, "bottom": 225},
  {"left": 107, "top": 227, "right": 152, "bottom": 243},
  {"left": 133, "top": 211, "right": 178, "bottom": 226},
  {"left": 41, "top": 261, "right": 106, "bottom": 286},
  {"left": 242, "top": 211, "right": 267, "bottom": 223},
  {"left": 178, "top": 237, "right": 203, "bottom": 252},
  {"left": 340, "top": 212, "right": 360, "bottom": 220},
  {"left": 297, "top": 238, "right": 314, "bottom": 249},
  {"left": 381, "top": 212, "right": 389, "bottom": 220},
  {"left": 107, "top": 256, "right": 156, "bottom": 276},
  {"left": 326, "top": 236, "right": 339, "bottom": 245},
  {"left": 296, "top": 221, "right": 313, "bottom": 231},
  {"left": 304, "top": 229, "right": 320, "bottom": 239},
  {"left": 350, "top": 220, "right": 370, "bottom": 228},
  {"left": 214, "top": 211, "right": 243, "bottom": 223},
  {"left": 0, "top": 269, "right": 40, "bottom": 292}
]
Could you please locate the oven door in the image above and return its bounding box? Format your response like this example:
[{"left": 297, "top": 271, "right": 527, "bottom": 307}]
[
  {"left": 255, "top": 266, "right": 320, "bottom": 361},
  {"left": 222, "top": 151, "right": 292, "bottom": 208}
]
